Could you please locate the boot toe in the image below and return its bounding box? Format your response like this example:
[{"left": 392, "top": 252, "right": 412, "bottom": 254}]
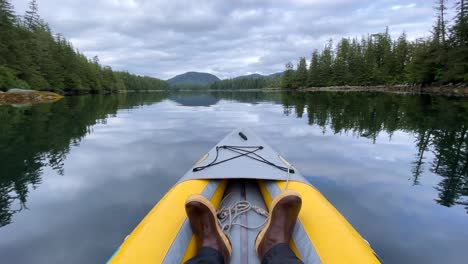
[
  {"left": 185, "top": 194, "right": 232, "bottom": 263},
  {"left": 256, "top": 191, "right": 302, "bottom": 258}
]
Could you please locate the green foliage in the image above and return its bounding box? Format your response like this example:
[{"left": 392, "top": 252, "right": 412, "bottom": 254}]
[
  {"left": 318, "top": 41, "right": 334, "bottom": 86},
  {"left": 0, "top": 66, "right": 29, "bottom": 90},
  {"left": 282, "top": 62, "right": 295, "bottom": 88},
  {"left": 295, "top": 57, "right": 308, "bottom": 87},
  {"left": 209, "top": 74, "right": 280, "bottom": 90},
  {"left": 308, "top": 50, "right": 320, "bottom": 86},
  {"left": 0, "top": 65, "right": 17, "bottom": 90},
  {"left": 115, "top": 71, "right": 168, "bottom": 91},
  {"left": 445, "top": 0, "right": 468, "bottom": 83},
  {"left": 406, "top": 40, "right": 435, "bottom": 84},
  {"left": 24, "top": 0, "right": 40, "bottom": 30},
  {"left": 0, "top": 0, "right": 167, "bottom": 93}
]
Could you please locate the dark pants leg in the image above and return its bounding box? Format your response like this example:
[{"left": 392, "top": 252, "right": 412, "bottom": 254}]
[
  {"left": 262, "top": 243, "right": 304, "bottom": 264},
  {"left": 185, "top": 247, "right": 224, "bottom": 264},
  {"left": 185, "top": 243, "right": 303, "bottom": 264}
]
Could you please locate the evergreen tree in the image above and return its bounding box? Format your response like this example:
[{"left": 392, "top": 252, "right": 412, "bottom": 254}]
[
  {"left": 24, "top": 0, "right": 40, "bottom": 30},
  {"left": 295, "top": 57, "right": 308, "bottom": 87},
  {"left": 406, "top": 39, "right": 435, "bottom": 85},
  {"left": 282, "top": 62, "right": 294, "bottom": 88},
  {"left": 431, "top": 0, "right": 450, "bottom": 82},
  {"left": 308, "top": 50, "right": 320, "bottom": 86},
  {"left": 394, "top": 32, "right": 410, "bottom": 83},
  {"left": 0, "top": 0, "right": 14, "bottom": 25},
  {"left": 453, "top": 0, "right": 468, "bottom": 45},
  {"left": 347, "top": 38, "right": 366, "bottom": 85},
  {"left": 434, "top": 0, "right": 449, "bottom": 47},
  {"left": 318, "top": 40, "right": 334, "bottom": 86},
  {"left": 0, "top": 0, "right": 16, "bottom": 66},
  {"left": 333, "top": 38, "right": 351, "bottom": 85},
  {"left": 447, "top": 0, "right": 468, "bottom": 81}
]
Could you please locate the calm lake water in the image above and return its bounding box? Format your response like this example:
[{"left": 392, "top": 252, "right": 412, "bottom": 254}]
[{"left": 0, "top": 91, "right": 467, "bottom": 264}]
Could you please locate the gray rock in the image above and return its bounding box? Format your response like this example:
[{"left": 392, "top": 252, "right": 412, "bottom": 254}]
[{"left": 7, "top": 88, "right": 35, "bottom": 93}]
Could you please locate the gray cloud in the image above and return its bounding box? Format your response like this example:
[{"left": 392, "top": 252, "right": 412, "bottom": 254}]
[{"left": 13, "top": 0, "right": 436, "bottom": 79}]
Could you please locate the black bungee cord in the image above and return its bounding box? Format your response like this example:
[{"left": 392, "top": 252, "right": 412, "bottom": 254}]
[{"left": 192, "top": 145, "right": 295, "bottom": 173}]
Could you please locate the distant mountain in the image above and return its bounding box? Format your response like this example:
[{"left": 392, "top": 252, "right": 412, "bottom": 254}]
[
  {"left": 234, "top": 72, "right": 283, "bottom": 80},
  {"left": 167, "top": 72, "right": 220, "bottom": 86},
  {"left": 234, "top": 73, "right": 265, "bottom": 79},
  {"left": 268, "top": 72, "right": 284, "bottom": 78}
]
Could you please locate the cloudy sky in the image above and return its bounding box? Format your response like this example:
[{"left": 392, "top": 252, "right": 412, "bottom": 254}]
[{"left": 13, "top": 0, "right": 436, "bottom": 80}]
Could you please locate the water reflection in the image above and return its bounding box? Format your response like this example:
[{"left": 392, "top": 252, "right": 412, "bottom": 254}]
[
  {"left": 0, "top": 93, "right": 168, "bottom": 227},
  {"left": 0, "top": 91, "right": 467, "bottom": 263},
  {"left": 1, "top": 91, "right": 468, "bottom": 227},
  {"left": 169, "top": 93, "right": 220, "bottom": 107},
  {"left": 280, "top": 92, "right": 468, "bottom": 212}
]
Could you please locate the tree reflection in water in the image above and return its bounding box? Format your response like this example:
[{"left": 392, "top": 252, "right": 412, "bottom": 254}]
[
  {"left": 0, "top": 91, "right": 467, "bottom": 227},
  {"left": 0, "top": 93, "right": 168, "bottom": 227},
  {"left": 281, "top": 92, "right": 468, "bottom": 213}
]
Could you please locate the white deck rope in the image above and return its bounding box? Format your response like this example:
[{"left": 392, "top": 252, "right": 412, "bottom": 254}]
[
  {"left": 216, "top": 192, "right": 269, "bottom": 235},
  {"left": 217, "top": 166, "right": 293, "bottom": 235},
  {"left": 284, "top": 165, "right": 293, "bottom": 191}
]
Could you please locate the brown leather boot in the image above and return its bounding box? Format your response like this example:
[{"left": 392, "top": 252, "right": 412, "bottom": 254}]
[
  {"left": 185, "top": 194, "right": 232, "bottom": 263},
  {"left": 255, "top": 190, "right": 302, "bottom": 259}
]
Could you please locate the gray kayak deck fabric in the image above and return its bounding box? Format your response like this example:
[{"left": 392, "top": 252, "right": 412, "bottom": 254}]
[
  {"left": 179, "top": 128, "right": 308, "bottom": 184},
  {"left": 221, "top": 180, "right": 268, "bottom": 264}
]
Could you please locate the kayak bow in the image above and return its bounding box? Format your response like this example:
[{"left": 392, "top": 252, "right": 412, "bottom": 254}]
[{"left": 108, "top": 128, "right": 381, "bottom": 264}]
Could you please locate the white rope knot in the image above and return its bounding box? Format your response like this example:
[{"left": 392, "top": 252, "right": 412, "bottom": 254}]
[
  {"left": 216, "top": 193, "right": 269, "bottom": 235},
  {"left": 216, "top": 166, "right": 294, "bottom": 235}
]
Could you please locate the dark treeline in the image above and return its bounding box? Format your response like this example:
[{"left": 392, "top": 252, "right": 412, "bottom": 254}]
[
  {"left": 0, "top": 0, "right": 167, "bottom": 93},
  {"left": 169, "top": 76, "right": 282, "bottom": 91},
  {"left": 283, "top": 0, "right": 468, "bottom": 88},
  {"left": 0, "top": 92, "right": 168, "bottom": 226},
  {"left": 282, "top": 92, "right": 468, "bottom": 212},
  {"left": 210, "top": 76, "right": 281, "bottom": 90}
]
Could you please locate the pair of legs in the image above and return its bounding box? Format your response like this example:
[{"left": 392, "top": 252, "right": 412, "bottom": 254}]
[{"left": 184, "top": 190, "right": 304, "bottom": 264}]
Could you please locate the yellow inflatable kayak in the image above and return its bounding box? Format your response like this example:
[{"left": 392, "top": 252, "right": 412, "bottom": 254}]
[{"left": 108, "top": 128, "right": 381, "bottom": 264}]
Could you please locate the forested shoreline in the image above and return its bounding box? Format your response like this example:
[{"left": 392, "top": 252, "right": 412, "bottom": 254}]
[
  {"left": 2, "top": 0, "right": 468, "bottom": 95},
  {"left": 209, "top": 75, "right": 281, "bottom": 90},
  {"left": 0, "top": 0, "right": 167, "bottom": 93},
  {"left": 282, "top": 0, "right": 468, "bottom": 89}
]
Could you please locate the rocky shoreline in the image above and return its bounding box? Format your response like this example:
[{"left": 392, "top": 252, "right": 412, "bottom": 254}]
[
  {"left": 0, "top": 89, "right": 63, "bottom": 106},
  {"left": 300, "top": 84, "right": 468, "bottom": 97}
]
